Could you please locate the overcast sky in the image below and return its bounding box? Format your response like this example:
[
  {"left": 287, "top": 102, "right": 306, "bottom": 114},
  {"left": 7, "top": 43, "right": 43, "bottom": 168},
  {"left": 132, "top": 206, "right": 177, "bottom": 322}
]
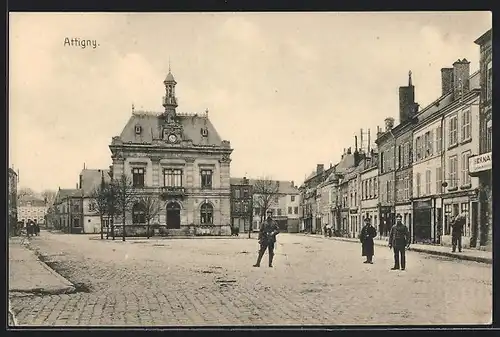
[{"left": 9, "top": 12, "right": 491, "bottom": 192}]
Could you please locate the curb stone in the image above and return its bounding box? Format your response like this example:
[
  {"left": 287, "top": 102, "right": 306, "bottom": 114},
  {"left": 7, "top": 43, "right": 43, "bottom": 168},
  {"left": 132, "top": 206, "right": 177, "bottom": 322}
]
[
  {"left": 8, "top": 300, "right": 18, "bottom": 326},
  {"left": 302, "top": 234, "right": 492, "bottom": 265},
  {"left": 17, "top": 243, "right": 77, "bottom": 294}
]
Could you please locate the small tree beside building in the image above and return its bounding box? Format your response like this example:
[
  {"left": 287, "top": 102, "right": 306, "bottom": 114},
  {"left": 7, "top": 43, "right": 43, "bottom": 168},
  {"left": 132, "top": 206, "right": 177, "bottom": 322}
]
[{"left": 253, "top": 177, "right": 280, "bottom": 228}]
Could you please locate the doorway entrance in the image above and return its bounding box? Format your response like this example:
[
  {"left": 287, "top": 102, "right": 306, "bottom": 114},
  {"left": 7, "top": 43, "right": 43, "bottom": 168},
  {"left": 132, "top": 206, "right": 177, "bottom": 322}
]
[{"left": 166, "top": 202, "right": 181, "bottom": 229}]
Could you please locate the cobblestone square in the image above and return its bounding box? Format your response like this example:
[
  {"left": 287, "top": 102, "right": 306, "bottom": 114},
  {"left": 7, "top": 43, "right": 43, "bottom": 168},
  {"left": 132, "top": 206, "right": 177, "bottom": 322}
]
[{"left": 9, "top": 232, "right": 492, "bottom": 326}]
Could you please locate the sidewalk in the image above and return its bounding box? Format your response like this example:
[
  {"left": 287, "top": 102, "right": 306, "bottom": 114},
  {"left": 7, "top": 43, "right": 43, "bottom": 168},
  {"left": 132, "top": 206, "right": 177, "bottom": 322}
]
[
  {"left": 8, "top": 237, "right": 76, "bottom": 295},
  {"left": 302, "top": 234, "right": 493, "bottom": 264}
]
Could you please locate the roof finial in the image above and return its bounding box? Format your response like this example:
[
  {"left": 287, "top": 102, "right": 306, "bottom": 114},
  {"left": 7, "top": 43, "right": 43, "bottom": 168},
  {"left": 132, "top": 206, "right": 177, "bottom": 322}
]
[
  {"left": 205, "top": 108, "right": 209, "bottom": 117},
  {"left": 132, "top": 103, "right": 135, "bottom": 112},
  {"left": 168, "top": 57, "right": 171, "bottom": 73},
  {"left": 408, "top": 70, "right": 412, "bottom": 86}
]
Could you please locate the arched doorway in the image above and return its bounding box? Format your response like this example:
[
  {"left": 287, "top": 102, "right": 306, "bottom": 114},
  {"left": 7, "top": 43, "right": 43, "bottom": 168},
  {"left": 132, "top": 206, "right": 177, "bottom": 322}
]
[{"left": 166, "top": 202, "right": 181, "bottom": 229}]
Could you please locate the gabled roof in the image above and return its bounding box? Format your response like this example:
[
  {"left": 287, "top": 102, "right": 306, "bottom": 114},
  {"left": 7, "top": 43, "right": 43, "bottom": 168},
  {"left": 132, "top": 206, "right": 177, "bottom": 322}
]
[
  {"left": 116, "top": 112, "right": 224, "bottom": 147},
  {"left": 54, "top": 188, "right": 83, "bottom": 204},
  {"left": 230, "top": 177, "right": 300, "bottom": 195},
  {"left": 18, "top": 195, "right": 46, "bottom": 207},
  {"left": 80, "top": 169, "right": 111, "bottom": 197}
]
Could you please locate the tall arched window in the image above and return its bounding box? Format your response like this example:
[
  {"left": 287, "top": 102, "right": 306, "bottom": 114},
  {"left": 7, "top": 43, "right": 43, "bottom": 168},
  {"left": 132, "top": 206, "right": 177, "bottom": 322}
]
[
  {"left": 132, "top": 203, "right": 146, "bottom": 224},
  {"left": 200, "top": 203, "right": 213, "bottom": 224}
]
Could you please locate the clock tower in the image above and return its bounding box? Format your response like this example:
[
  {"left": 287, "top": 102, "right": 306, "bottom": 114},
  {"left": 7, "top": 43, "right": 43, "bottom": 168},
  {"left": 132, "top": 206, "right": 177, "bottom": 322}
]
[
  {"left": 161, "top": 67, "right": 183, "bottom": 144},
  {"left": 163, "top": 65, "right": 178, "bottom": 119}
]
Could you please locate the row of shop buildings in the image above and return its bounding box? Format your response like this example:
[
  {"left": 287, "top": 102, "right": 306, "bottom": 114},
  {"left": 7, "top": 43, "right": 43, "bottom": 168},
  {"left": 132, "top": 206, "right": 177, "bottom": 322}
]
[{"left": 299, "top": 29, "right": 492, "bottom": 251}]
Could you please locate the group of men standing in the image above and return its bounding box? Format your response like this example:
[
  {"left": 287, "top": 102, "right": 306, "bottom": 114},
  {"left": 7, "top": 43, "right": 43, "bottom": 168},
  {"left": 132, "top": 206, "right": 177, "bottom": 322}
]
[
  {"left": 360, "top": 213, "right": 410, "bottom": 270},
  {"left": 253, "top": 210, "right": 466, "bottom": 270}
]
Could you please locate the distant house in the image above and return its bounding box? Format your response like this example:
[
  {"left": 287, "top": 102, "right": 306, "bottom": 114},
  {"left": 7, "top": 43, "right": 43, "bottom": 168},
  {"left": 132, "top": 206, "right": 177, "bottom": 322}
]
[
  {"left": 230, "top": 178, "right": 300, "bottom": 233},
  {"left": 18, "top": 195, "right": 47, "bottom": 225},
  {"left": 79, "top": 168, "right": 111, "bottom": 234}
]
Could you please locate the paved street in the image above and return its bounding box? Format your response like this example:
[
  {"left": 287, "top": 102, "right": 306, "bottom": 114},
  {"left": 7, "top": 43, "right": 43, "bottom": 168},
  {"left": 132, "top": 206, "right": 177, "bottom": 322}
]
[{"left": 9, "top": 232, "right": 492, "bottom": 326}]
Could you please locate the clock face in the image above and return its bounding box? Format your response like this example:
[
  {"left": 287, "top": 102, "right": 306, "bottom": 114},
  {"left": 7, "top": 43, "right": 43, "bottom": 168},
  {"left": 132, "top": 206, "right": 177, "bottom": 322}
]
[{"left": 168, "top": 134, "right": 177, "bottom": 143}]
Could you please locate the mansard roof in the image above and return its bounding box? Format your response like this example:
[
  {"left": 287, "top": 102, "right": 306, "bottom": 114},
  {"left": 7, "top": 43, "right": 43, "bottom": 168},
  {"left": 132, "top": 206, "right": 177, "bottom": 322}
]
[{"left": 116, "top": 112, "right": 224, "bottom": 147}]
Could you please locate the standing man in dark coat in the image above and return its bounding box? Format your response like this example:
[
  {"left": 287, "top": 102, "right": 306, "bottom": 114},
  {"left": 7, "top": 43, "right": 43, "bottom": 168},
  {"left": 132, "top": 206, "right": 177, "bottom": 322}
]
[
  {"left": 389, "top": 214, "right": 410, "bottom": 270},
  {"left": 253, "top": 211, "right": 280, "bottom": 268},
  {"left": 360, "top": 217, "right": 377, "bottom": 264},
  {"left": 451, "top": 213, "right": 466, "bottom": 252}
]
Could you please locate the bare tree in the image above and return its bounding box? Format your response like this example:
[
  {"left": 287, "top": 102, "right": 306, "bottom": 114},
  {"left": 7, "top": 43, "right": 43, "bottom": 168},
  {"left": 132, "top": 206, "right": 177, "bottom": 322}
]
[
  {"left": 106, "top": 181, "right": 120, "bottom": 240},
  {"left": 114, "top": 174, "right": 136, "bottom": 242},
  {"left": 18, "top": 187, "right": 37, "bottom": 200},
  {"left": 89, "top": 175, "right": 109, "bottom": 240},
  {"left": 138, "top": 195, "right": 163, "bottom": 239},
  {"left": 253, "top": 177, "right": 280, "bottom": 230},
  {"left": 41, "top": 189, "right": 57, "bottom": 207}
]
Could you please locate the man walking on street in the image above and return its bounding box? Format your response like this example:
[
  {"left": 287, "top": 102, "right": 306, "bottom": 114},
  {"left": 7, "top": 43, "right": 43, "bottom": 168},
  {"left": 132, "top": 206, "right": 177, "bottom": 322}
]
[
  {"left": 389, "top": 214, "right": 410, "bottom": 271},
  {"left": 360, "top": 217, "right": 377, "bottom": 264},
  {"left": 253, "top": 211, "right": 280, "bottom": 268},
  {"left": 451, "top": 213, "right": 466, "bottom": 252}
]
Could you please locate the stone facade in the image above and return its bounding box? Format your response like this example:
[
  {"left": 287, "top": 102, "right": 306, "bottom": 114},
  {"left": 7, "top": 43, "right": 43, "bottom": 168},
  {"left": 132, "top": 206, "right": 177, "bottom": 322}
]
[
  {"left": 108, "top": 70, "right": 232, "bottom": 236},
  {"left": 375, "top": 129, "right": 396, "bottom": 237},
  {"left": 359, "top": 159, "right": 379, "bottom": 234},
  {"left": 471, "top": 29, "right": 492, "bottom": 251}
]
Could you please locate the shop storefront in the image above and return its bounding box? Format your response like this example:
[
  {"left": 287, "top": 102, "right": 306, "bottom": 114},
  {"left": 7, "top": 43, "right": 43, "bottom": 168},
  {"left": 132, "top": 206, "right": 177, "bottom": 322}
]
[
  {"left": 378, "top": 205, "right": 393, "bottom": 238},
  {"left": 468, "top": 152, "right": 492, "bottom": 250},
  {"left": 412, "top": 200, "right": 431, "bottom": 244}
]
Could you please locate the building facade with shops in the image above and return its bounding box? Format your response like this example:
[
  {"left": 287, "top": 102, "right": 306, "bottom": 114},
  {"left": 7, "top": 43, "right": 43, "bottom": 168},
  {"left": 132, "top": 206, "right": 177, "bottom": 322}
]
[
  {"left": 375, "top": 118, "right": 397, "bottom": 238},
  {"left": 469, "top": 29, "right": 492, "bottom": 250},
  {"left": 299, "top": 164, "right": 332, "bottom": 234},
  {"left": 440, "top": 64, "right": 481, "bottom": 249},
  {"left": 359, "top": 156, "right": 379, "bottom": 233},
  {"left": 108, "top": 69, "right": 233, "bottom": 236}
]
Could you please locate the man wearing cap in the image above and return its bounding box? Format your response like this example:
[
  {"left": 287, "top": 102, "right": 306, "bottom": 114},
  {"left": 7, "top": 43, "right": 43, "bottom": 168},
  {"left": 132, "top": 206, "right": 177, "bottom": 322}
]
[
  {"left": 451, "top": 213, "right": 466, "bottom": 253},
  {"left": 253, "top": 211, "right": 280, "bottom": 268},
  {"left": 359, "top": 216, "right": 377, "bottom": 264},
  {"left": 388, "top": 214, "right": 410, "bottom": 270}
]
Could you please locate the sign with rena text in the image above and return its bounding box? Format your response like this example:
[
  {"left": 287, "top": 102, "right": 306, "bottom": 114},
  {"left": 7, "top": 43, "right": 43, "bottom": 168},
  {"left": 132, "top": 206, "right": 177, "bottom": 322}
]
[{"left": 469, "top": 152, "right": 492, "bottom": 174}]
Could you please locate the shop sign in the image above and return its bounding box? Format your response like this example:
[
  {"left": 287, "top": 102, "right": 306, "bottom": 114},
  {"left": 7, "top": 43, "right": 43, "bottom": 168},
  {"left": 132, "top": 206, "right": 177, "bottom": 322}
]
[
  {"left": 469, "top": 152, "right": 492, "bottom": 173},
  {"left": 413, "top": 200, "right": 432, "bottom": 209}
]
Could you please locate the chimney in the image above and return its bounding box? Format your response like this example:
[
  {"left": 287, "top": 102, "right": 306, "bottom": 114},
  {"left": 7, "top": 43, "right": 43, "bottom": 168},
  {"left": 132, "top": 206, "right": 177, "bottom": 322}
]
[
  {"left": 316, "top": 164, "right": 324, "bottom": 175},
  {"left": 367, "top": 129, "right": 371, "bottom": 153},
  {"left": 355, "top": 135, "right": 358, "bottom": 152},
  {"left": 79, "top": 175, "right": 83, "bottom": 189},
  {"left": 453, "top": 59, "right": 470, "bottom": 99},
  {"left": 398, "top": 70, "right": 416, "bottom": 123},
  {"left": 384, "top": 117, "right": 395, "bottom": 131},
  {"left": 347, "top": 147, "right": 352, "bottom": 155},
  {"left": 291, "top": 181, "right": 294, "bottom": 187},
  {"left": 441, "top": 68, "right": 454, "bottom": 96}
]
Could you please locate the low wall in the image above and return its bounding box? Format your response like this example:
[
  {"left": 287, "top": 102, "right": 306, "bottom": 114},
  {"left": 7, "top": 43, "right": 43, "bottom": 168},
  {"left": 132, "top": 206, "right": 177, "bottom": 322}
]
[{"left": 103, "top": 224, "right": 232, "bottom": 237}]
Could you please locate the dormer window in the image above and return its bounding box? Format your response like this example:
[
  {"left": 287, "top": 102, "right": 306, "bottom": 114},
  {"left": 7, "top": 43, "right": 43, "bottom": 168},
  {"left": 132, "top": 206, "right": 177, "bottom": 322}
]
[
  {"left": 135, "top": 125, "right": 142, "bottom": 134},
  {"left": 201, "top": 128, "right": 208, "bottom": 137}
]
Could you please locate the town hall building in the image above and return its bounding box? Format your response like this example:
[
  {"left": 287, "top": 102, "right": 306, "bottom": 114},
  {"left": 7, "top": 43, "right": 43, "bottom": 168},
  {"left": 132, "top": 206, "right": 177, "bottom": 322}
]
[{"left": 108, "top": 68, "right": 233, "bottom": 236}]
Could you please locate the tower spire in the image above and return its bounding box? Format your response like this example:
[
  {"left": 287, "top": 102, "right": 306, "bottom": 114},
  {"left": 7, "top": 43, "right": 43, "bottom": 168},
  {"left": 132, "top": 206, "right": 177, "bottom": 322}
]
[
  {"left": 408, "top": 70, "right": 412, "bottom": 86},
  {"left": 163, "top": 64, "right": 178, "bottom": 114}
]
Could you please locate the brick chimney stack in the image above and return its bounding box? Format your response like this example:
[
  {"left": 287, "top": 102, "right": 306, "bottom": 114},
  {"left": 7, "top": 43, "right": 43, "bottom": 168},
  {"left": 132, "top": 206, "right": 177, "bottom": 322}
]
[
  {"left": 453, "top": 58, "right": 470, "bottom": 100},
  {"left": 316, "top": 164, "right": 324, "bottom": 175},
  {"left": 398, "top": 70, "right": 416, "bottom": 123},
  {"left": 441, "top": 67, "right": 454, "bottom": 96}
]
